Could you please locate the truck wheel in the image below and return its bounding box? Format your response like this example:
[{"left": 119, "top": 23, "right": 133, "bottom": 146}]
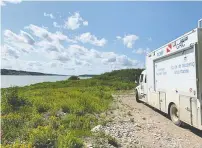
[
  {"left": 169, "top": 104, "right": 182, "bottom": 126},
  {"left": 135, "top": 89, "right": 141, "bottom": 103}
]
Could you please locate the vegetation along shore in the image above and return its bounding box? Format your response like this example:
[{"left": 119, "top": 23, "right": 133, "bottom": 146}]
[{"left": 1, "top": 69, "right": 143, "bottom": 147}]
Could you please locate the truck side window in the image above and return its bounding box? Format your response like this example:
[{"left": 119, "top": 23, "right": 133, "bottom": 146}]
[
  {"left": 145, "top": 75, "right": 147, "bottom": 83},
  {"left": 139, "top": 75, "right": 142, "bottom": 83},
  {"left": 140, "top": 74, "right": 144, "bottom": 82}
]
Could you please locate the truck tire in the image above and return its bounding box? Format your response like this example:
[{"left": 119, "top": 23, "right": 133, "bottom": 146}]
[
  {"left": 135, "top": 89, "right": 141, "bottom": 103},
  {"left": 169, "top": 104, "right": 182, "bottom": 126}
]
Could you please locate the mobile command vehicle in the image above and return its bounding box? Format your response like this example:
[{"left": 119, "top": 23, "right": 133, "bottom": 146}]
[{"left": 135, "top": 19, "right": 202, "bottom": 130}]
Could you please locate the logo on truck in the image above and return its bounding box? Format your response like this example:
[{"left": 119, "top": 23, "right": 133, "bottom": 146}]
[
  {"left": 166, "top": 43, "right": 172, "bottom": 53},
  {"left": 157, "top": 50, "right": 164, "bottom": 57},
  {"left": 176, "top": 36, "right": 188, "bottom": 49}
]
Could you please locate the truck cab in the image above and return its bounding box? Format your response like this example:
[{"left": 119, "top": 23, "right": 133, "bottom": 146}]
[{"left": 135, "top": 70, "right": 147, "bottom": 102}]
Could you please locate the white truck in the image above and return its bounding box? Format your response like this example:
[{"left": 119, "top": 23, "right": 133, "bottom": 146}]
[{"left": 136, "top": 19, "right": 202, "bottom": 130}]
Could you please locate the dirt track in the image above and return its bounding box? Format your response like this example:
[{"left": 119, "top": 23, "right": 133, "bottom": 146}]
[{"left": 88, "top": 92, "right": 202, "bottom": 148}]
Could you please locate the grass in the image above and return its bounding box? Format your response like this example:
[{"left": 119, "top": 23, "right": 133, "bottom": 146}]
[{"left": 1, "top": 69, "right": 142, "bottom": 147}]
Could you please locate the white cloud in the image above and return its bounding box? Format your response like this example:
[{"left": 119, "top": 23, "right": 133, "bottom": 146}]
[
  {"left": 76, "top": 32, "right": 107, "bottom": 47},
  {"left": 50, "top": 62, "right": 57, "bottom": 68},
  {"left": 27, "top": 62, "right": 44, "bottom": 72},
  {"left": 2, "top": 42, "right": 143, "bottom": 74},
  {"left": 133, "top": 48, "right": 151, "bottom": 55},
  {"left": 28, "top": 61, "right": 42, "bottom": 67},
  {"left": 2, "top": 24, "right": 143, "bottom": 75},
  {"left": 53, "top": 22, "right": 61, "bottom": 28},
  {"left": 1, "top": 0, "right": 21, "bottom": 6},
  {"left": 116, "top": 36, "right": 122, "bottom": 40},
  {"left": 4, "top": 30, "right": 35, "bottom": 44},
  {"left": 44, "top": 12, "right": 55, "bottom": 19},
  {"left": 36, "top": 40, "right": 64, "bottom": 52},
  {"left": 117, "top": 34, "right": 139, "bottom": 48},
  {"left": 48, "top": 61, "right": 63, "bottom": 68},
  {"left": 89, "top": 49, "right": 102, "bottom": 58},
  {"left": 25, "top": 24, "right": 76, "bottom": 43},
  {"left": 3, "top": 24, "right": 76, "bottom": 57},
  {"left": 25, "top": 24, "right": 51, "bottom": 40},
  {"left": 64, "top": 12, "right": 88, "bottom": 30},
  {"left": 52, "top": 44, "right": 141, "bottom": 70},
  {"left": 101, "top": 53, "right": 139, "bottom": 67},
  {"left": 20, "top": 30, "right": 35, "bottom": 45},
  {"left": 1, "top": 44, "right": 19, "bottom": 59},
  {"left": 53, "top": 52, "right": 70, "bottom": 63},
  {"left": 4, "top": 30, "right": 35, "bottom": 53},
  {"left": 0, "top": 1, "right": 5, "bottom": 6},
  {"left": 123, "top": 35, "right": 139, "bottom": 48},
  {"left": 2, "top": 59, "right": 45, "bottom": 72},
  {"left": 83, "top": 21, "right": 88, "bottom": 26}
]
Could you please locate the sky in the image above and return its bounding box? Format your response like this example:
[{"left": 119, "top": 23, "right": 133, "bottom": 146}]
[{"left": 1, "top": 1, "right": 202, "bottom": 75}]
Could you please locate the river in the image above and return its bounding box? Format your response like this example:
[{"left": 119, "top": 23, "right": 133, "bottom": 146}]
[{"left": 1, "top": 75, "right": 90, "bottom": 88}]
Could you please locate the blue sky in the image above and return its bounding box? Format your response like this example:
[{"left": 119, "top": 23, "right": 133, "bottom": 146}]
[{"left": 1, "top": 1, "right": 202, "bottom": 75}]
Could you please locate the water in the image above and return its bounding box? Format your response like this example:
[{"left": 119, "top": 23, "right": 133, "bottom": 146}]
[{"left": 1, "top": 75, "right": 90, "bottom": 88}]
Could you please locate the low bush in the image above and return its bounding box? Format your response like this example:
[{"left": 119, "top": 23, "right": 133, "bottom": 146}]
[
  {"left": 1, "top": 113, "right": 27, "bottom": 143},
  {"left": 57, "top": 133, "right": 83, "bottom": 148},
  {"left": 29, "top": 114, "right": 48, "bottom": 128},
  {"left": 68, "top": 76, "right": 80, "bottom": 80},
  {"left": 61, "top": 104, "right": 71, "bottom": 113},
  {"left": 36, "top": 102, "right": 51, "bottom": 113},
  {"left": 28, "top": 126, "right": 57, "bottom": 147},
  {"left": 62, "top": 114, "right": 97, "bottom": 130},
  {"left": 2, "top": 87, "right": 31, "bottom": 112}
]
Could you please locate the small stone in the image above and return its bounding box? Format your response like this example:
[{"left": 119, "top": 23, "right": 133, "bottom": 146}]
[
  {"left": 155, "top": 137, "right": 160, "bottom": 140},
  {"left": 91, "top": 125, "right": 102, "bottom": 133},
  {"left": 127, "top": 111, "right": 132, "bottom": 116},
  {"left": 134, "top": 140, "right": 139, "bottom": 144},
  {"left": 86, "top": 144, "right": 93, "bottom": 148},
  {"left": 142, "top": 117, "right": 146, "bottom": 120},
  {"left": 130, "top": 118, "right": 135, "bottom": 122}
]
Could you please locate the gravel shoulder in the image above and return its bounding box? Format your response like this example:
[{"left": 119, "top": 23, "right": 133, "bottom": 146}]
[{"left": 86, "top": 92, "right": 202, "bottom": 148}]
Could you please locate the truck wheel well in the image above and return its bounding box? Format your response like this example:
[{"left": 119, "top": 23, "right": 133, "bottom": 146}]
[{"left": 168, "top": 102, "right": 175, "bottom": 117}]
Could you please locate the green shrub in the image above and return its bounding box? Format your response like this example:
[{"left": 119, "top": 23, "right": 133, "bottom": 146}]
[
  {"left": 57, "top": 133, "right": 83, "bottom": 148},
  {"left": 2, "top": 140, "right": 32, "bottom": 148},
  {"left": 68, "top": 76, "right": 80, "bottom": 80},
  {"left": 61, "top": 104, "right": 71, "bottom": 113},
  {"left": 28, "top": 126, "right": 57, "bottom": 147},
  {"left": 4, "top": 87, "right": 31, "bottom": 111},
  {"left": 36, "top": 103, "right": 51, "bottom": 113},
  {"left": 29, "top": 114, "right": 48, "bottom": 128},
  {"left": 49, "top": 116, "right": 60, "bottom": 130},
  {"left": 62, "top": 114, "right": 97, "bottom": 130},
  {"left": 1, "top": 113, "right": 27, "bottom": 143}
]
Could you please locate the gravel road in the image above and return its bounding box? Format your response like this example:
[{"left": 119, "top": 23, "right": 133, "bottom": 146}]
[{"left": 87, "top": 92, "right": 202, "bottom": 148}]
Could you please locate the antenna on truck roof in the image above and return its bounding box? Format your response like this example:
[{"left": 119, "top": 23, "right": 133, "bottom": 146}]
[{"left": 198, "top": 19, "right": 202, "bottom": 28}]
